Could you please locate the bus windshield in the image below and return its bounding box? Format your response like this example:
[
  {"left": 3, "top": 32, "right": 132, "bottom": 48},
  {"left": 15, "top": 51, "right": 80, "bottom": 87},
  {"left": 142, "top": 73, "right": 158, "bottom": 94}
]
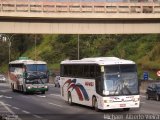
[
  {"left": 26, "top": 64, "right": 47, "bottom": 72},
  {"left": 25, "top": 79, "right": 44, "bottom": 84},
  {"left": 103, "top": 64, "right": 138, "bottom": 95}
]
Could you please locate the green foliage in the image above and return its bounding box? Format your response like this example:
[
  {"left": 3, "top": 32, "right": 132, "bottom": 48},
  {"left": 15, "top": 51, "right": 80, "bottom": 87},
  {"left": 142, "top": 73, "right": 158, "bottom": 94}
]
[{"left": 1, "top": 34, "right": 160, "bottom": 79}]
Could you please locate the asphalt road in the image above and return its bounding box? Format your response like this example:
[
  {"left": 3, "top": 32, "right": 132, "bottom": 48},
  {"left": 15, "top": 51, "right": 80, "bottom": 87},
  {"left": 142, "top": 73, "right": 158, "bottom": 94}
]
[{"left": 0, "top": 83, "right": 160, "bottom": 120}]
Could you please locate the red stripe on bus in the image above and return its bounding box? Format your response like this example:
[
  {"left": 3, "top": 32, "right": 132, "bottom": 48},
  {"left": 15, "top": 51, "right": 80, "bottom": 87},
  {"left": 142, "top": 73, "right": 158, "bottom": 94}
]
[{"left": 75, "top": 86, "right": 83, "bottom": 101}]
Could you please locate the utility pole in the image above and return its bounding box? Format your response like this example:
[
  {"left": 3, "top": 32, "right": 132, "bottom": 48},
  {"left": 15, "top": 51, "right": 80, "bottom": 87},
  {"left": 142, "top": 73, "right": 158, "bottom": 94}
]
[
  {"left": 78, "top": 34, "right": 80, "bottom": 60},
  {"left": 0, "top": 34, "right": 15, "bottom": 83},
  {"left": 1, "top": 34, "right": 15, "bottom": 63},
  {"left": 35, "top": 35, "right": 37, "bottom": 61},
  {"left": 8, "top": 38, "right": 11, "bottom": 63}
]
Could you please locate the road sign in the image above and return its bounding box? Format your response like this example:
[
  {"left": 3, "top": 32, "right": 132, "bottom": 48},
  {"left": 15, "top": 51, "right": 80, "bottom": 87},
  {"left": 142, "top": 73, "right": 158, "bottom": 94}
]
[
  {"left": 143, "top": 72, "right": 148, "bottom": 80},
  {"left": 157, "top": 71, "right": 160, "bottom": 77}
]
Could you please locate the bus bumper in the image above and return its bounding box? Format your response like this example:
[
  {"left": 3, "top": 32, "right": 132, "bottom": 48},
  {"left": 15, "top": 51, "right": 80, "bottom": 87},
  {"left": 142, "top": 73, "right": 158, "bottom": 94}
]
[
  {"left": 99, "top": 101, "right": 140, "bottom": 110},
  {"left": 26, "top": 88, "right": 48, "bottom": 93},
  {"left": 98, "top": 95, "right": 140, "bottom": 110}
]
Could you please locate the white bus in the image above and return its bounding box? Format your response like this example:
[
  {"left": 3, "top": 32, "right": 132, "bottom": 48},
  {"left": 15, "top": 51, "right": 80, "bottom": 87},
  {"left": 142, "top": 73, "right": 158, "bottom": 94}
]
[
  {"left": 9, "top": 57, "right": 49, "bottom": 94},
  {"left": 60, "top": 57, "right": 140, "bottom": 111}
]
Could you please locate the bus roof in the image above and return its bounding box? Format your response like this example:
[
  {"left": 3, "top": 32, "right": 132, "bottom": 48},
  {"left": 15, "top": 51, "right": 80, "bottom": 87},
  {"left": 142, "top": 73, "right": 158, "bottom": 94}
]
[
  {"left": 9, "top": 59, "right": 47, "bottom": 65},
  {"left": 61, "top": 57, "right": 135, "bottom": 65}
]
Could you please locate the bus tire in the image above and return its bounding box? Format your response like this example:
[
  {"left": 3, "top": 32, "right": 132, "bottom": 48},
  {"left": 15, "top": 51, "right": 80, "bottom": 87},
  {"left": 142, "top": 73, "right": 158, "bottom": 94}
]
[
  {"left": 93, "top": 97, "right": 100, "bottom": 112},
  {"left": 42, "top": 91, "right": 45, "bottom": 94},
  {"left": 68, "top": 92, "right": 73, "bottom": 106}
]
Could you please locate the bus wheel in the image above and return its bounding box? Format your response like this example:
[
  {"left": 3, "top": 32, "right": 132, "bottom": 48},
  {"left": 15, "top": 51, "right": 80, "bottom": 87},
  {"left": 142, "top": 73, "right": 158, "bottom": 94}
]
[
  {"left": 42, "top": 91, "right": 45, "bottom": 94},
  {"left": 123, "top": 108, "right": 130, "bottom": 111},
  {"left": 68, "top": 92, "right": 73, "bottom": 105},
  {"left": 93, "top": 97, "right": 100, "bottom": 112}
]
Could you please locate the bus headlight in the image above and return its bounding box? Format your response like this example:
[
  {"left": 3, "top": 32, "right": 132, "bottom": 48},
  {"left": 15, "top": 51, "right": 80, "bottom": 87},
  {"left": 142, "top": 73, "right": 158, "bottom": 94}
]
[
  {"left": 27, "top": 86, "right": 31, "bottom": 89},
  {"left": 104, "top": 100, "right": 113, "bottom": 103},
  {"left": 133, "top": 97, "right": 140, "bottom": 102},
  {"left": 44, "top": 86, "right": 48, "bottom": 89}
]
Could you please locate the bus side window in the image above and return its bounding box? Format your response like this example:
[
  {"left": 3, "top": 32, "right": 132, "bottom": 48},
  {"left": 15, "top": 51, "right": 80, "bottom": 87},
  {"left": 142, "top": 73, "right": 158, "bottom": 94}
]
[
  {"left": 84, "top": 65, "right": 90, "bottom": 78},
  {"left": 90, "top": 65, "right": 95, "bottom": 78},
  {"left": 95, "top": 66, "right": 101, "bottom": 78},
  {"left": 60, "top": 65, "right": 64, "bottom": 77},
  {"left": 9, "top": 67, "right": 15, "bottom": 72},
  {"left": 62, "top": 65, "right": 66, "bottom": 77},
  {"left": 95, "top": 76, "right": 103, "bottom": 95},
  {"left": 72, "top": 65, "right": 77, "bottom": 77}
]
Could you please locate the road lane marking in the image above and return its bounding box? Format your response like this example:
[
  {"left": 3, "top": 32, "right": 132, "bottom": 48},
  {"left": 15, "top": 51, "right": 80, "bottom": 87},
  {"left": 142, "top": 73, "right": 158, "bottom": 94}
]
[
  {"left": 33, "top": 115, "right": 42, "bottom": 119},
  {"left": 48, "top": 102, "right": 62, "bottom": 108},
  {"left": 0, "top": 95, "right": 12, "bottom": 99},
  {"left": 37, "top": 95, "right": 46, "bottom": 98},
  {"left": 5, "top": 103, "right": 12, "bottom": 107},
  {"left": 0, "top": 89, "right": 11, "bottom": 93},
  {"left": 12, "top": 107, "right": 20, "bottom": 110},
  {"left": 0, "top": 95, "right": 3, "bottom": 97},
  {"left": 22, "top": 110, "right": 30, "bottom": 114},
  {"left": 4, "top": 96, "right": 13, "bottom": 99},
  {"left": 0, "top": 102, "right": 22, "bottom": 120},
  {"left": 0, "top": 102, "right": 14, "bottom": 114},
  {"left": 50, "top": 94, "right": 61, "bottom": 97}
]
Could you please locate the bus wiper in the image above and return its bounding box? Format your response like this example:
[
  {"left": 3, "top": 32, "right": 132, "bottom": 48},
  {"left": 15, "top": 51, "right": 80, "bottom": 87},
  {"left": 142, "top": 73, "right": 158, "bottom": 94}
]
[
  {"left": 113, "top": 84, "right": 120, "bottom": 95},
  {"left": 120, "top": 82, "right": 132, "bottom": 95},
  {"left": 113, "top": 78, "right": 123, "bottom": 95},
  {"left": 113, "top": 79, "right": 132, "bottom": 95}
]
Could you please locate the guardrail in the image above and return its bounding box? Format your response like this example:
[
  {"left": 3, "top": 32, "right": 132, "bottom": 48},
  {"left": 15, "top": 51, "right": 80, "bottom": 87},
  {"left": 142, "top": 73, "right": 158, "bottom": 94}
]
[{"left": 0, "top": 0, "right": 160, "bottom": 13}]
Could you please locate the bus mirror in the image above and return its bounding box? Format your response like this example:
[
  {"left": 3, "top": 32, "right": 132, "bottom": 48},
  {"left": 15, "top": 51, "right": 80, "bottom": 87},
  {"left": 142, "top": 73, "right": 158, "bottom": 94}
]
[{"left": 101, "top": 66, "right": 104, "bottom": 72}]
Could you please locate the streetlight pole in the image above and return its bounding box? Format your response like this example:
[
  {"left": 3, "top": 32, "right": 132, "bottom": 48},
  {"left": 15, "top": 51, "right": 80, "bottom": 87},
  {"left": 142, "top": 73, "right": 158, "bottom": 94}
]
[
  {"left": 1, "top": 34, "right": 15, "bottom": 63},
  {"left": 8, "top": 38, "right": 11, "bottom": 63},
  {"left": 78, "top": 34, "right": 80, "bottom": 60},
  {"left": 35, "top": 35, "right": 37, "bottom": 61},
  {"left": 5, "top": 34, "right": 15, "bottom": 63},
  {"left": 0, "top": 34, "right": 15, "bottom": 83}
]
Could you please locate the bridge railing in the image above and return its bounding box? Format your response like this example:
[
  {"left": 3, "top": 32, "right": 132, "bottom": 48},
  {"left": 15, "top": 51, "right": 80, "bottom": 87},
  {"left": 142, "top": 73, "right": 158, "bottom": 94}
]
[{"left": 0, "top": 0, "right": 160, "bottom": 13}]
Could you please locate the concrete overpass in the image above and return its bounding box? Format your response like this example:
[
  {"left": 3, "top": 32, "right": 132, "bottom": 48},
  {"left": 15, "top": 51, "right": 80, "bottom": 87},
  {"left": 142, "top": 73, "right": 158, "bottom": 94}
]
[{"left": 0, "top": 0, "right": 160, "bottom": 34}]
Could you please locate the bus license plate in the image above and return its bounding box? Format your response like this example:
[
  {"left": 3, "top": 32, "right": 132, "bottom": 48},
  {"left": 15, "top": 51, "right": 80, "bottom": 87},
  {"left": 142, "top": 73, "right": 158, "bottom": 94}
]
[{"left": 120, "top": 104, "right": 126, "bottom": 107}]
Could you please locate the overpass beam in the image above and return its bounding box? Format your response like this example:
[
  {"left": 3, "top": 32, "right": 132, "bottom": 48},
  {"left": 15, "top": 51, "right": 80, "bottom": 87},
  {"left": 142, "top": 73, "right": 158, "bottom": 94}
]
[{"left": 0, "top": 21, "right": 160, "bottom": 34}]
